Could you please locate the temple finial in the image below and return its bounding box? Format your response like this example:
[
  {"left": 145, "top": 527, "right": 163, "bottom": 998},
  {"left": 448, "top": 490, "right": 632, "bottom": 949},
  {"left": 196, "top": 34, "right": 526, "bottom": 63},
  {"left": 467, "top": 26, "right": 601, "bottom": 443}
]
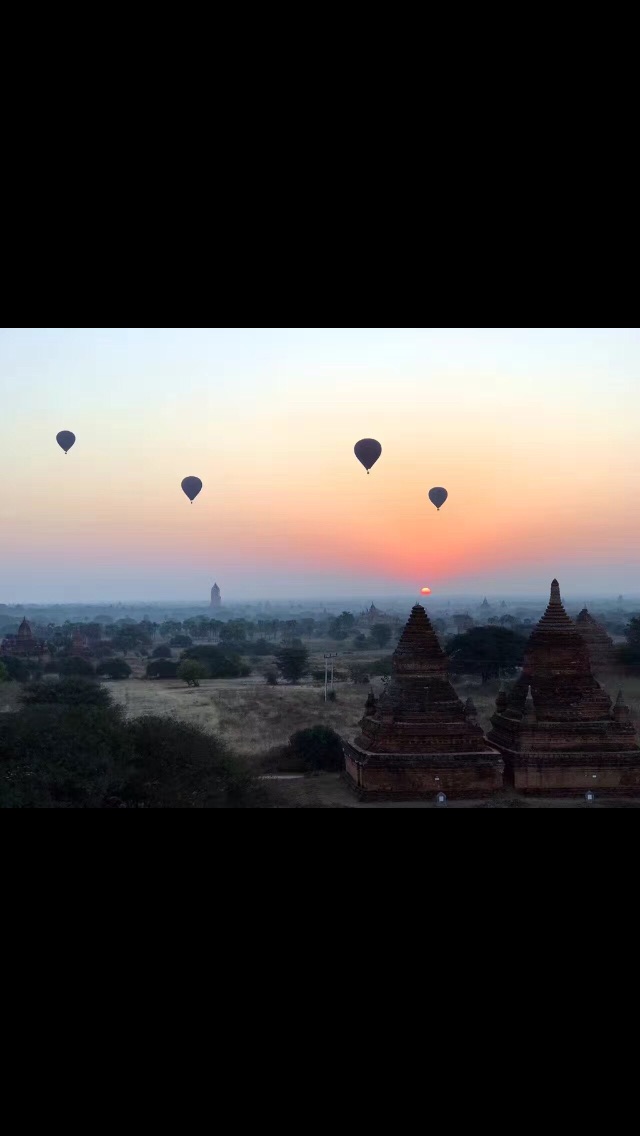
[{"left": 550, "top": 580, "right": 561, "bottom": 604}]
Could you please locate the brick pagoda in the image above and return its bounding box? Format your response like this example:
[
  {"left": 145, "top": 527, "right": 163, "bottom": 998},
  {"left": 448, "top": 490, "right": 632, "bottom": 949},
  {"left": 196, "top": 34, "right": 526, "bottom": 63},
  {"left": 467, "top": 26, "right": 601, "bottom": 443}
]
[
  {"left": 574, "top": 608, "right": 615, "bottom": 672},
  {"left": 1, "top": 618, "right": 46, "bottom": 658},
  {"left": 343, "top": 605, "right": 503, "bottom": 799},
  {"left": 488, "top": 581, "right": 640, "bottom": 795}
]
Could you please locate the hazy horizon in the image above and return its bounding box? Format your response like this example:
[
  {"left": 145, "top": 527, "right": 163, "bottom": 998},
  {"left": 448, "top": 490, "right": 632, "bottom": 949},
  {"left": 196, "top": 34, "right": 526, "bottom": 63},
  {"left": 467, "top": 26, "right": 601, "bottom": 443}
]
[{"left": 2, "top": 327, "right": 639, "bottom": 603}]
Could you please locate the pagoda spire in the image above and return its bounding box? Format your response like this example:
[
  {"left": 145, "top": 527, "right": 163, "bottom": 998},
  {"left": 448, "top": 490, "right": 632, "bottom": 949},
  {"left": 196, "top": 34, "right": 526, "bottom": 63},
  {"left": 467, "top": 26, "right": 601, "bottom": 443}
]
[{"left": 536, "top": 579, "right": 580, "bottom": 634}]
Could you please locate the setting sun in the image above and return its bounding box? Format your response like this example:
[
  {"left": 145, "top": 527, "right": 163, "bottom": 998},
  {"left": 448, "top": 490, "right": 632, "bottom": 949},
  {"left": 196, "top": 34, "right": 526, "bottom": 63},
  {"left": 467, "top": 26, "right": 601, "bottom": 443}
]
[{"left": 421, "top": 587, "right": 432, "bottom": 596}]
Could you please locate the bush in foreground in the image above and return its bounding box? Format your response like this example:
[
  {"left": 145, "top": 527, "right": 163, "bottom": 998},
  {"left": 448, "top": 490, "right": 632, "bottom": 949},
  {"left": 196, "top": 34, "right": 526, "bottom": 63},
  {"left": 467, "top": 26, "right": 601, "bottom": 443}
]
[
  {"left": 289, "top": 726, "right": 344, "bottom": 772},
  {"left": 121, "top": 716, "right": 256, "bottom": 808},
  {"left": 0, "top": 681, "right": 265, "bottom": 808},
  {"left": 20, "top": 677, "right": 112, "bottom": 709}
]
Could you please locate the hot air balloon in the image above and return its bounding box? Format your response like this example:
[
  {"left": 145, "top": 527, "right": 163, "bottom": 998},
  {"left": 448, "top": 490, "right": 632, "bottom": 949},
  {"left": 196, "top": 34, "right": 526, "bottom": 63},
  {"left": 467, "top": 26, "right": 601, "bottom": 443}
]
[
  {"left": 354, "top": 439, "right": 382, "bottom": 475},
  {"left": 182, "top": 477, "right": 203, "bottom": 504},
  {"left": 429, "top": 487, "right": 448, "bottom": 512},
  {"left": 56, "top": 431, "right": 76, "bottom": 455}
]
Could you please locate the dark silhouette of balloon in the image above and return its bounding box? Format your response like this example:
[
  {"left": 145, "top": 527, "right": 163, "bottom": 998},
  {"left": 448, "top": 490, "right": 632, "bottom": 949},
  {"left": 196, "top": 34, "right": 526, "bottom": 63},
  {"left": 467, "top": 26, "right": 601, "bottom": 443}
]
[
  {"left": 429, "top": 487, "right": 448, "bottom": 512},
  {"left": 56, "top": 431, "right": 76, "bottom": 455},
  {"left": 355, "top": 439, "right": 382, "bottom": 475},
  {"left": 182, "top": 477, "right": 203, "bottom": 504}
]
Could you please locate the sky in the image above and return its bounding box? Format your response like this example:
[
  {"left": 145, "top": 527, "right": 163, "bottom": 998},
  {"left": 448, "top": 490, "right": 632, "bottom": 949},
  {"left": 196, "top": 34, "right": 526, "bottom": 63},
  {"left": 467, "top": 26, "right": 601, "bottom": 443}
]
[{"left": 1, "top": 326, "right": 639, "bottom": 603}]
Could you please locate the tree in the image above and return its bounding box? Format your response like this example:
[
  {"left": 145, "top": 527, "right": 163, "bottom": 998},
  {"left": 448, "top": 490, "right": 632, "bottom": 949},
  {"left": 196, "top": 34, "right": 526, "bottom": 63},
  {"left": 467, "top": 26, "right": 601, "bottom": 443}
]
[
  {"left": 275, "top": 647, "right": 310, "bottom": 685},
  {"left": 146, "top": 659, "right": 179, "bottom": 679},
  {"left": 616, "top": 617, "right": 640, "bottom": 668},
  {"left": 152, "top": 644, "right": 173, "bottom": 658},
  {"left": 0, "top": 662, "right": 8, "bottom": 683},
  {"left": 370, "top": 624, "right": 392, "bottom": 649},
  {"left": 170, "top": 635, "right": 193, "bottom": 649},
  {"left": 2, "top": 656, "right": 34, "bottom": 683},
  {"left": 329, "top": 613, "right": 356, "bottom": 641},
  {"left": 446, "top": 627, "right": 527, "bottom": 684},
  {"left": 178, "top": 660, "right": 208, "bottom": 688},
  {"left": 289, "top": 726, "right": 344, "bottom": 772},
  {"left": 96, "top": 658, "right": 132, "bottom": 680}
]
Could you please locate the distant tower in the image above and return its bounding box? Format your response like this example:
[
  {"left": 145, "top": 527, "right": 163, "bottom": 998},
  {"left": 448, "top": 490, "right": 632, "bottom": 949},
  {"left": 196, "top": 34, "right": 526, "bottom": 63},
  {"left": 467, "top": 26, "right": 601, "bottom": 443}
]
[{"left": 210, "top": 584, "right": 222, "bottom": 611}]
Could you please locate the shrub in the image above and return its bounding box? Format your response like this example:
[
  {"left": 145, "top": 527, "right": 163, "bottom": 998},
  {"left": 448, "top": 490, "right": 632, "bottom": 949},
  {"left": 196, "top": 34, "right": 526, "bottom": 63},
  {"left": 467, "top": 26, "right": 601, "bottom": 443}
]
[
  {"left": 182, "top": 646, "right": 251, "bottom": 679},
  {"left": 96, "top": 658, "right": 132, "bottom": 680},
  {"left": 152, "top": 645, "right": 173, "bottom": 659},
  {"left": 0, "top": 662, "right": 8, "bottom": 684},
  {"left": 146, "top": 659, "right": 179, "bottom": 680},
  {"left": 20, "top": 677, "right": 112, "bottom": 709},
  {"left": 0, "top": 703, "right": 130, "bottom": 808},
  {"left": 177, "top": 660, "right": 208, "bottom": 688},
  {"left": 170, "top": 635, "right": 193, "bottom": 649},
  {"left": 289, "top": 726, "right": 344, "bottom": 772},
  {"left": 265, "top": 670, "right": 279, "bottom": 686},
  {"left": 54, "top": 656, "right": 96, "bottom": 678},
  {"left": 2, "top": 656, "right": 35, "bottom": 684},
  {"left": 122, "top": 716, "right": 256, "bottom": 808}
]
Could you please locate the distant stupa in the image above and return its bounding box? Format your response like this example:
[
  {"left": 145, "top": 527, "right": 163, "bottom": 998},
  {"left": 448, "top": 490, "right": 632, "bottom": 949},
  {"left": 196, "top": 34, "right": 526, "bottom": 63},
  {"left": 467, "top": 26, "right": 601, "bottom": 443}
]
[{"left": 210, "top": 584, "right": 222, "bottom": 611}]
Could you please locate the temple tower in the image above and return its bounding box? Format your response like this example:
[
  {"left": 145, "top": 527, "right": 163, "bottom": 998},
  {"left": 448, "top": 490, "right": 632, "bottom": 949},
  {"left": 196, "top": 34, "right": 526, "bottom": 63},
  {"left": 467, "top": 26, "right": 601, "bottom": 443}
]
[
  {"left": 488, "top": 581, "right": 640, "bottom": 795},
  {"left": 210, "top": 584, "right": 222, "bottom": 611},
  {"left": 343, "top": 605, "right": 503, "bottom": 799},
  {"left": 574, "top": 608, "right": 615, "bottom": 672}
]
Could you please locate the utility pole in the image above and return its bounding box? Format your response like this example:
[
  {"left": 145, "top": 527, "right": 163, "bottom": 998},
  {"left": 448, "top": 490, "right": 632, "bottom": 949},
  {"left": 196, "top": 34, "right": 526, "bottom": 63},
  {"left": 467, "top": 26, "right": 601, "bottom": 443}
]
[{"left": 324, "top": 653, "right": 338, "bottom": 702}]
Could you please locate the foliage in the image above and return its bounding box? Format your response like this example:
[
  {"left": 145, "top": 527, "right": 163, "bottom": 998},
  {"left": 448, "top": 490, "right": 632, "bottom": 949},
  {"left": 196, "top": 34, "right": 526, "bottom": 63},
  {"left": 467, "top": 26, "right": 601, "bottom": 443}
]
[
  {"left": 289, "top": 726, "right": 344, "bottom": 772},
  {"left": 170, "top": 635, "right": 193, "bottom": 649},
  {"left": 446, "top": 627, "right": 527, "bottom": 684},
  {"left": 177, "top": 660, "right": 208, "bottom": 688},
  {"left": 247, "top": 638, "right": 273, "bottom": 657},
  {"left": 120, "top": 716, "right": 257, "bottom": 808},
  {"left": 348, "top": 657, "right": 393, "bottom": 682},
  {"left": 49, "top": 656, "right": 96, "bottom": 678},
  {"left": 0, "top": 662, "right": 8, "bottom": 684},
  {"left": 182, "top": 646, "right": 251, "bottom": 679},
  {"left": 152, "top": 644, "right": 173, "bottom": 658},
  {"left": 265, "top": 670, "right": 279, "bottom": 686},
  {"left": 275, "top": 647, "right": 310, "bottom": 685},
  {"left": 146, "top": 659, "right": 180, "bottom": 679},
  {"left": 0, "top": 704, "right": 131, "bottom": 808},
  {"left": 618, "top": 619, "right": 640, "bottom": 668},
  {"left": 329, "top": 612, "right": 356, "bottom": 641},
  {"left": 353, "top": 634, "right": 368, "bottom": 650},
  {"left": 20, "top": 677, "right": 112, "bottom": 709},
  {"left": 311, "top": 668, "right": 349, "bottom": 683},
  {"left": 2, "top": 656, "right": 35, "bottom": 684},
  {"left": 96, "top": 658, "right": 132, "bottom": 680},
  {"left": 370, "top": 624, "right": 392, "bottom": 649}
]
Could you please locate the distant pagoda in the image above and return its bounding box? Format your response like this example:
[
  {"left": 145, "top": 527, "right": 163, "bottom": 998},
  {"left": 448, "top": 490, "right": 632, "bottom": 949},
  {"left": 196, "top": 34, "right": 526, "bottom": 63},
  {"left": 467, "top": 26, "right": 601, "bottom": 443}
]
[
  {"left": 488, "top": 581, "right": 640, "bottom": 795},
  {"left": 343, "top": 605, "right": 503, "bottom": 799},
  {"left": 210, "top": 584, "right": 222, "bottom": 611},
  {"left": 1, "top": 617, "right": 46, "bottom": 658},
  {"left": 574, "top": 608, "right": 615, "bottom": 672}
]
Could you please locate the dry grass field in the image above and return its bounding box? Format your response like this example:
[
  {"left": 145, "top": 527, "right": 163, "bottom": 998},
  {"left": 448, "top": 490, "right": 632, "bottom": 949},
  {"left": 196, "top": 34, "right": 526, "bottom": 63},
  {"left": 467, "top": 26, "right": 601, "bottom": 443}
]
[{"left": 108, "top": 678, "right": 369, "bottom": 756}]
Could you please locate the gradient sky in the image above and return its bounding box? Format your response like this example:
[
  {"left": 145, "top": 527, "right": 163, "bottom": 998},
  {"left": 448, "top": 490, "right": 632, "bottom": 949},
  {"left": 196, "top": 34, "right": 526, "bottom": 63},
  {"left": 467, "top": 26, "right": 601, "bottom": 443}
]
[{"left": 1, "top": 327, "right": 639, "bottom": 603}]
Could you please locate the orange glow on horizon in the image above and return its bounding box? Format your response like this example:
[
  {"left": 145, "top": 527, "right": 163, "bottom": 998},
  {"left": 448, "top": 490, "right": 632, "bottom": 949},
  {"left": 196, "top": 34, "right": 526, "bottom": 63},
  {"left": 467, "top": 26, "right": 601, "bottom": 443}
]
[{"left": 421, "top": 588, "right": 432, "bottom": 596}]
